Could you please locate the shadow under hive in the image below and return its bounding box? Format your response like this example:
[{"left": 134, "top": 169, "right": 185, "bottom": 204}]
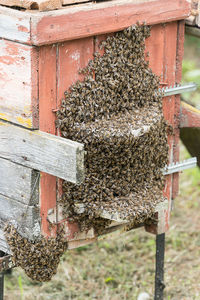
[{"left": 57, "top": 24, "right": 169, "bottom": 233}]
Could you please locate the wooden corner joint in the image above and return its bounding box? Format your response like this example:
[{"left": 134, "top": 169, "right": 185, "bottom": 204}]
[
  {"left": 0, "top": 255, "right": 15, "bottom": 272},
  {"left": 145, "top": 199, "right": 169, "bottom": 235}
]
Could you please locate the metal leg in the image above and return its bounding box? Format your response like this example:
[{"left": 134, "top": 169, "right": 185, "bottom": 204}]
[
  {"left": 0, "top": 251, "right": 4, "bottom": 300},
  {"left": 0, "top": 272, "right": 4, "bottom": 300},
  {"left": 154, "top": 233, "right": 165, "bottom": 300}
]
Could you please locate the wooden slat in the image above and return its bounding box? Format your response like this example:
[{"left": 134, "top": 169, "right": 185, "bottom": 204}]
[
  {"left": 0, "top": 158, "right": 39, "bottom": 205},
  {"left": 0, "top": 121, "right": 84, "bottom": 183},
  {"left": 0, "top": 0, "right": 62, "bottom": 11},
  {"left": 0, "top": 230, "right": 10, "bottom": 254},
  {"left": 39, "top": 44, "right": 58, "bottom": 237},
  {"left": 172, "top": 20, "right": 185, "bottom": 200},
  {"left": 180, "top": 101, "right": 200, "bottom": 128},
  {"left": 0, "top": 195, "right": 40, "bottom": 240},
  {"left": 145, "top": 22, "right": 178, "bottom": 235},
  {"left": 0, "top": 40, "right": 38, "bottom": 129},
  {"left": 185, "top": 25, "right": 200, "bottom": 37},
  {"left": 0, "top": 6, "right": 31, "bottom": 44},
  {"left": 62, "top": 0, "right": 90, "bottom": 4},
  {"left": 30, "top": 0, "right": 190, "bottom": 46},
  {"left": 54, "top": 37, "right": 94, "bottom": 240}
]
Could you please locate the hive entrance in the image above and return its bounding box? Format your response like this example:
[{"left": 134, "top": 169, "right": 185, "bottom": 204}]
[{"left": 57, "top": 24, "right": 169, "bottom": 233}]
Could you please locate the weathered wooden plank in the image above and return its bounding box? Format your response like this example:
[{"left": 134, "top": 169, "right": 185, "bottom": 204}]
[
  {"left": 0, "top": 121, "right": 84, "bottom": 183},
  {"left": 185, "top": 25, "right": 200, "bottom": 37},
  {"left": 62, "top": 0, "right": 90, "bottom": 4},
  {"left": 0, "top": 0, "right": 62, "bottom": 11},
  {"left": 39, "top": 44, "right": 57, "bottom": 237},
  {"left": 180, "top": 101, "right": 200, "bottom": 128},
  {"left": 54, "top": 37, "right": 94, "bottom": 239},
  {"left": 0, "top": 158, "right": 39, "bottom": 206},
  {"left": 0, "top": 230, "right": 10, "bottom": 254},
  {"left": 0, "top": 40, "right": 38, "bottom": 129},
  {"left": 30, "top": 0, "right": 190, "bottom": 46},
  {"left": 145, "top": 22, "right": 178, "bottom": 235},
  {"left": 0, "top": 6, "right": 31, "bottom": 44},
  {"left": 0, "top": 195, "right": 40, "bottom": 240},
  {"left": 172, "top": 20, "right": 185, "bottom": 200}
]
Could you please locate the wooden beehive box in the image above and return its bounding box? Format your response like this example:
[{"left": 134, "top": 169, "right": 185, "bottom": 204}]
[{"left": 0, "top": 0, "right": 191, "bottom": 259}]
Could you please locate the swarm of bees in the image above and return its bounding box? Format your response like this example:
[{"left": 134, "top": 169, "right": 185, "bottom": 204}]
[
  {"left": 57, "top": 24, "right": 169, "bottom": 233},
  {"left": 57, "top": 24, "right": 168, "bottom": 233},
  {"left": 4, "top": 25, "right": 169, "bottom": 282},
  {"left": 4, "top": 224, "right": 68, "bottom": 281}
]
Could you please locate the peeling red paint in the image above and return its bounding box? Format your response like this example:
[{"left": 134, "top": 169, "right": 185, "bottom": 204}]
[
  {"left": 0, "top": 56, "right": 15, "bottom": 65},
  {"left": 18, "top": 25, "right": 29, "bottom": 33}
]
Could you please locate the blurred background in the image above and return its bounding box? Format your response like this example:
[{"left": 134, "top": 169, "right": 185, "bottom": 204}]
[{"left": 3, "top": 34, "right": 200, "bottom": 300}]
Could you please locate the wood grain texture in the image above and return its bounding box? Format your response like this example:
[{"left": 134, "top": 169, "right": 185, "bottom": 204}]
[
  {"left": 0, "top": 0, "right": 62, "bottom": 11},
  {"left": 0, "top": 40, "right": 38, "bottom": 129},
  {"left": 145, "top": 22, "right": 178, "bottom": 235},
  {"left": 62, "top": 0, "right": 89, "bottom": 4},
  {"left": 0, "top": 195, "right": 40, "bottom": 240},
  {"left": 0, "top": 230, "right": 11, "bottom": 254},
  {"left": 0, "top": 121, "right": 84, "bottom": 183},
  {"left": 0, "top": 158, "right": 39, "bottom": 206},
  {"left": 39, "top": 44, "right": 58, "bottom": 237},
  {"left": 31, "top": 0, "right": 190, "bottom": 46},
  {"left": 172, "top": 20, "right": 185, "bottom": 200},
  {"left": 54, "top": 37, "right": 94, "bottom": 240},
  {"left": 180, "top": 101, "right": 200, "bottom": 128},
  {"left": 0, "top": 6, "right": 31, "bottom": 43}
]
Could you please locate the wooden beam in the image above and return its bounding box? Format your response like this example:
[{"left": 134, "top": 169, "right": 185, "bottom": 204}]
[
  {"left": 0, "top": 40, "right": 39, "bottom": 129},
  {"left": 30, "top": 0, "right": 190, "bottom": 45},
  {"left": 0, "top": 0, "right": 190, "bottom": 46},
  {"left": 180, "top": 101, "right": 200, "bottom": 128},
  {"left": 0, "top": 195, "right": 40, "bottom": 240},
  {"left": 0, "top": 230, "right": 10, "bottom": 254},
  {"left": 0, "top": 0, "right": 62, "bottom": 11},
  {"left": 0, "top": 121, "right": 84, "bottom": 183},
  {"left": 0, "top": 158, "right": 39, "bottom": 206},
  {"left": 0, "top": 6, "right": 31, "bottom": 44},
  {"left": 185, "top": 25, "right": 200, "bottom": 38}
]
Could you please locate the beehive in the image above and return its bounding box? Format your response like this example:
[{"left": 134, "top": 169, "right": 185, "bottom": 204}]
[{"left": 0, "top": 0, "right": 191, "bottom": 280}]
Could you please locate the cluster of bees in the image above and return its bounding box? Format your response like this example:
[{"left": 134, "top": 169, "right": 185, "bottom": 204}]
[
  {"left": 4, "top": 25, "right": 169, "bottom": 282},
  {"left": 4, "top": 224, "right": 68, "bottom": 281},
  {"left": 57, "top": 24, "right": 169, "bottom": 233}
]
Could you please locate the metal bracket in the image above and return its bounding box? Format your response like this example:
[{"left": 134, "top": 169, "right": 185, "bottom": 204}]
[
  {"left": 163, "top": 157, "right": 197, "bottom": 175},
  {"left": 162, "top": 82, "right": 197, "bottom": 96}
]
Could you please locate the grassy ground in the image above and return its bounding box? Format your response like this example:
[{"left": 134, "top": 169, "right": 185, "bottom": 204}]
[{"left": 3, "top": 35, "right": 200, "bottom": 300}]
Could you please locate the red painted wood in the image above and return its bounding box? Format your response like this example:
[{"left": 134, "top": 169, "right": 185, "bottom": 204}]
[
  {"left": 31, "top": 0, "right": 190, "bottom": 46},
  {"left": 162, "top": 22, "right": 178, "bottom": 231},
  {"left": 145, "top": 22, "right": 178, "bottom": 234},
  {"left": 172, "top": 20, "right": 185, "bottom": 200},
  {"left": 39, "top": 44, "right": 58, "bottom": 237},
  {"left": 57, "top": 37, "right": 94, "bottom": 106},
  {"left": 31, "top": 46, "right": 39, "bottom": 128},
  {"left": 145, "top": 23, "right": 165, "bottom": 78},
  {"left": 56, "top": 37, "right": 94, "bottom": 240}
]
